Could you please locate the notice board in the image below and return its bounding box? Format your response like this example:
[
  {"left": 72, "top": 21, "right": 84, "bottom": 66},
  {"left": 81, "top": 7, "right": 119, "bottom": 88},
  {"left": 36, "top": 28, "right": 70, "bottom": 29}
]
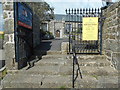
[
  {"left": 82, "top": 17, "right": 98, "bottom": 40},
  {"left": 18, "top": 3, "right": 32, "bottom": 29}
]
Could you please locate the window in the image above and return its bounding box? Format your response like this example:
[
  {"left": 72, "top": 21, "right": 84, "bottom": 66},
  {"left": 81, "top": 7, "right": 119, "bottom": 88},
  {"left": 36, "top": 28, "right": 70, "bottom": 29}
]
[
  {"left": 77, "top": 23, "right": 82, "bottom": 33},
  {"left": 65, "top": 24, "right": 72, "bottom": 34}
]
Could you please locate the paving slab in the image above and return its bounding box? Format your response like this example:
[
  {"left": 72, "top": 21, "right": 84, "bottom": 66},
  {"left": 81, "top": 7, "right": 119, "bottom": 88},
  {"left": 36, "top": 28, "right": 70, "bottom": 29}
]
[
  {"left": 41, "top": 75, "right": 71, "bottom": 88},
  {"left": 80, "top": 66, "right": 118, "bottom": 76},
  {"left": 41, "top": 54, "right": 68, "bottom": 59},
  {"left": 18, "top": 65, "right": 61, "bottom": 75},
  {"left": 97, "top": 76, "right": 118, "bottom": 88},
  {"left": 75, "top": 75, "right": 98, "bottom": 88},
  {"left": 2, "top": 74, "right": 44, "bottom": 88},
  {"left": 35, "top": 58, "right": 69, "bottom": 66}
]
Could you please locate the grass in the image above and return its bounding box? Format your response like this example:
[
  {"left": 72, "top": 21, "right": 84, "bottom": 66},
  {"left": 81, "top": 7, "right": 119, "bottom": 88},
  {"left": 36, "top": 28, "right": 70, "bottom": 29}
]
[
  {"left": 0, "top": 68, "right": 7, "bottom": 80},
  {"left": 0, "top": 34, "right": 4, "bottom": 39},
  {"left": 59, "top": 85, "right": 67, "bottom": 89},
  {"left": 92, "top": 75, "right": 98, "bottom": 80}
]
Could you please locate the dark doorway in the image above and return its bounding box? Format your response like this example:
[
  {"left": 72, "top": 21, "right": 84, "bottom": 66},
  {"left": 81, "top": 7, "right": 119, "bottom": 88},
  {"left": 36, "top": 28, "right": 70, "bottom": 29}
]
[{"left": 56, "top": 30, "right": 60, "bottom": 37}]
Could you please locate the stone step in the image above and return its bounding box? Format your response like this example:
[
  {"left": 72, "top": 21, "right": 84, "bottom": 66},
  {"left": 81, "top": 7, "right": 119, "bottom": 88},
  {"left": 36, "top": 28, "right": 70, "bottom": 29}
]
[
  {"left": 80, "top": 66, "right": 118, "bottom": 76},
  {"left": 28, "top": 54, "right": 68, "bottom": 68},
  {"left": 35, "top": 58, "right": 68, "bottom": 66},
  {"left": 75, "top": 75, "right": 118, "bottom": 88},
  {"left": 70, "top": 59, "right": 111, "bottom": 67},
  {"left": 2, "top": 74, "right": 118, "bottom": 88},
  {"left": 8, "top": 65, "right": 72, "bottom": 75},
  {"left": 41, "top": 54, "right": 105, "bottom": 59},
  {"left": 41, "top": 54, "right": 68, "bottom": 59},
  {"left": 7, "top": 65, "right": 118, "bottom": 76},
  {"left": 35, "top": 54, "right": 106, "bottom": 62},
  {"left": 68, "top": 55, "right": 106, "bottom": 60},
  {"left": 34, "top": 56, "right": 111, "bottom": 67},
  {"left": 34, "top": 50, "right": 62, "bottom": 56},
  {"left": 2, "top": 74, "right": 71, "bottom": 88}
]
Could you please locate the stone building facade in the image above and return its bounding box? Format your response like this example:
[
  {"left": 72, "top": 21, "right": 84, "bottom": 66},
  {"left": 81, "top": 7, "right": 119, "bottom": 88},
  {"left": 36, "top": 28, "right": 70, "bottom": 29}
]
[
  {"left": 102, "top": 1, "right": 120, "bottom": 69},
  {"left": 48, "top": 20, "right": 65, "bottom": 38},
  {"left": 42, "top": 15, "right": 66, "bottom": 38},
  {"left": 42, "top": 14, "right": 82, "bottom": 38}
]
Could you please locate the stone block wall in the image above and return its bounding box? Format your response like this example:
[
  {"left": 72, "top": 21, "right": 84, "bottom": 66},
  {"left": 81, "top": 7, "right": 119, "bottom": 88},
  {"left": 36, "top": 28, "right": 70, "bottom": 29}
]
[
  {"left": 102, "top": 2, "right": 120, "bottom": 69},
  {"left": 48, "top": 20, "right": 55, "bottom": 36},
  {"left": 2, "top": 1, "right": 16, "bottom": 70}
]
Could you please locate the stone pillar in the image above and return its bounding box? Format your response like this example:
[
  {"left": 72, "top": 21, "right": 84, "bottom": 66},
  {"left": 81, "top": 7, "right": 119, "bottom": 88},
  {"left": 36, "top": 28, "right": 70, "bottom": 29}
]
[
  {"left": 2, "top": 1, "right": 16, "bottom": 70},
  {"left": 61, "top": 42, "right": 69, "bottom": 54}
]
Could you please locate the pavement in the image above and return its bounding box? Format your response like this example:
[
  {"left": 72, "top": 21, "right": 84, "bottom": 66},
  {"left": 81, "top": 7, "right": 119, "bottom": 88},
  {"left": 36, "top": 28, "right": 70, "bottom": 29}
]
[{"left": 35, "top": 38, "right": 68, "bottom": 51}]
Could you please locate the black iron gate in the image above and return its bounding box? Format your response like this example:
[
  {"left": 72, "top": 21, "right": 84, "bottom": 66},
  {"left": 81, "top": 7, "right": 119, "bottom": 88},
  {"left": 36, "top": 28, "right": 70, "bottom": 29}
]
[
  {"left": 65, "top": 8, "right": 102, "bottom": 54},
  {"left": 65, "top": 8, "right": 103, "bottom": 88},
  {"left": 14, "top": 2, "right": 33, "bottom": 69}
]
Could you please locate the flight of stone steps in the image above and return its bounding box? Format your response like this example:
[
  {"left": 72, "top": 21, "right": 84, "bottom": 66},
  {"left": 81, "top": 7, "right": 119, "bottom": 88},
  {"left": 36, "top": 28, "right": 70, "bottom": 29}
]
[{"left": 1, "top": 51, "right": 118, "bottom": 88}]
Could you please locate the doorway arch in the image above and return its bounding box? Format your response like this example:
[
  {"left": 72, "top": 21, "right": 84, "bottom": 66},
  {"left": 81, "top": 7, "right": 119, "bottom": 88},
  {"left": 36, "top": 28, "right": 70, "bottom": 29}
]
[{"left": 56, "top": 30, "right": 60, "bottom": 37}]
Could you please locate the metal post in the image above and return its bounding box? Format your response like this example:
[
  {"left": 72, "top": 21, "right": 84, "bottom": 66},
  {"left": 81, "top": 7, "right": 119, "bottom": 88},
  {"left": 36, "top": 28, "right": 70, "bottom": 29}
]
[
  {"left": 72, "top": 55, "right": 75, "bottom": 88},
  {"left": 14, "top": 2, "right": 19, "bottom": 68},
  {"left": 100, "top": 8, "right": 103, "bottom": 55},
  {"left": 72, "top": 46, "right": 75, "bottom": 88},
  {"left": 67, "top": 9, "right": 71, "bottom": 53}
]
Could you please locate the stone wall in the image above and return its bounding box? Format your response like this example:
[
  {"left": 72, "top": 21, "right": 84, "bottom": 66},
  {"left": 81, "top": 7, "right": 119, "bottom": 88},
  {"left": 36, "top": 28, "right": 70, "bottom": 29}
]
[
  {"left": 102, "top": 2, "right": 120, "bottom": 69},
  {"left": 2, "top": 1, "right": 15, "bottom": 69},
  {"left": 48, "top": 20, "right": 55, "bottom": 36}
]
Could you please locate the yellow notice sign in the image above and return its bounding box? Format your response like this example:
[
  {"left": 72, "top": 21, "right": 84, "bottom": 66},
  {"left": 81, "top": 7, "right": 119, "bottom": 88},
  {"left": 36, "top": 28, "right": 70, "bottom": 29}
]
[
  {"left": 0, "top": 31, "right": 4, "bottom": 34},
  {"left": 82, "top": 17, "right": 98, "bottom": 40}
]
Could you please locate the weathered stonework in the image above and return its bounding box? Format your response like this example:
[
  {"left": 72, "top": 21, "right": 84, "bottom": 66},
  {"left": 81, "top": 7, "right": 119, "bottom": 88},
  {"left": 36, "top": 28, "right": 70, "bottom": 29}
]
[
  {"left": 2, "top": 1, "right": 15, "bottom": 70},
  {"left": 102, "top": 1, "right": 120, "bottom": 70},
  {"left": 48, "top": 20, "right": 66, "bottom": 38},
  {"left": 61, "top": 42, "right": 69, "bottom": 54},
  {"left": 4, "top": 19, "right": 14, "bottom": 34}
]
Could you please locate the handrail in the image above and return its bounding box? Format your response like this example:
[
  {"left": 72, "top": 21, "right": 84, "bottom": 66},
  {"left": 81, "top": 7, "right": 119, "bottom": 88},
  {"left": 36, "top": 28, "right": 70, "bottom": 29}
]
[{"left": 72, "top": 45, "right": 82, "bottom": 88}]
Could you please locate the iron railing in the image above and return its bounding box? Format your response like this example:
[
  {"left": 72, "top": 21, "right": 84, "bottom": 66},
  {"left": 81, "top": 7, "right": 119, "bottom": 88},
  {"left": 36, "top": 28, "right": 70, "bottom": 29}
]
[{"left": 65, "top": 8, "right": 102, "bottom": 54}]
